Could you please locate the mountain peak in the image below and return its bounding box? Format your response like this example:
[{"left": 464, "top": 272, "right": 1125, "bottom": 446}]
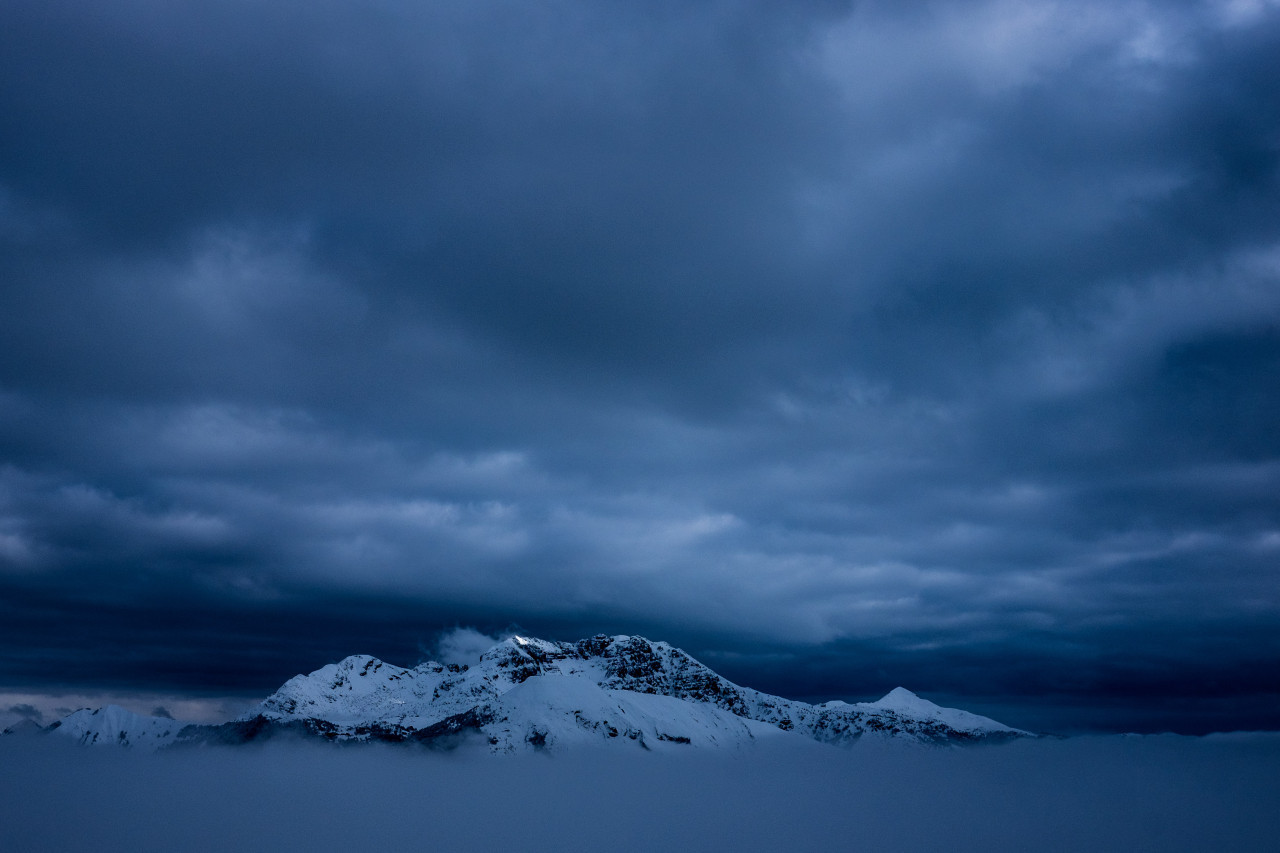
[
  {"left": 47, "top": 704, "right": 186, "bottom": 748},
  {"left": 865, "top": 687, "right": 1022, "bottom": 735},
  {"left": 872, "top": 687, "right": 933, "bottom": 710}
]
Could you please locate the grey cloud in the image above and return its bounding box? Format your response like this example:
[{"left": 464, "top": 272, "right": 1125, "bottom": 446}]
[
  {"left": 1, "top": 0, "right": 1278, "bottom": 733},
  {"left": 434, "top": 627, "right": 506, "bottom": 667},
  {"left": 6, "top": 703, "right": 42, "bottom": 724}
]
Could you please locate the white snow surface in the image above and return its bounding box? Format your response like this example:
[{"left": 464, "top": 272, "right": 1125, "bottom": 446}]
[{"left": 472, "top": 674, "right": 787, "bottom": 752}]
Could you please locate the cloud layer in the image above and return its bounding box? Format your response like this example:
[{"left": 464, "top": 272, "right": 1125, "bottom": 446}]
[{"left": 2, "top": 0, "right": 1278, "bottom": 732}]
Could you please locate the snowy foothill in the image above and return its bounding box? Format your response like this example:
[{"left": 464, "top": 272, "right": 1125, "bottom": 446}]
[{"left": 45, "top": 705, "right": 188, "bottom": 749}]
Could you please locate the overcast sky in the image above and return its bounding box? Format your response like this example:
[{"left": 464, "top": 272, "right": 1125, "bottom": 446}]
[{"left": 2, "top": 0, "right": 1278, "bottom": 735}]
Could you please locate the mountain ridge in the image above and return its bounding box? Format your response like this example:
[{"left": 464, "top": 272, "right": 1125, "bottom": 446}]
[{"left": 32, "top": 633, "right": 1032, "bottom": 752}]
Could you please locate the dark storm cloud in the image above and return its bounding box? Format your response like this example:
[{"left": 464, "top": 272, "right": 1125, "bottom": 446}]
[{"left": 2, "top": 0, "right": 1279, "bottom": 732}]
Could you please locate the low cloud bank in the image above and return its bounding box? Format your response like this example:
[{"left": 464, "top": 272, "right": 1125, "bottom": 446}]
[
  {"left": 2, "top": 734, "right": 1276, "bottom": 852},
  {"left": 433, "top": 626, "right": 507, "bottom": 667}
]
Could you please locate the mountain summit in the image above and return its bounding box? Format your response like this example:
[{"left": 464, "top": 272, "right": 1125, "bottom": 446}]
[{"left": 42, "top": 634, "right": 1031, "bottom": 751}]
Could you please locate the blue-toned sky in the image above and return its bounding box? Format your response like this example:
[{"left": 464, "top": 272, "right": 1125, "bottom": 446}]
[{"left": 2, "top": 0, "right": 1278, "bottom": 734}]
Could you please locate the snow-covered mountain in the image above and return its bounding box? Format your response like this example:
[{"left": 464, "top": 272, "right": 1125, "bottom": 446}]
[
  {"left": 29, "top": 634, "right": 1031, "bottom": 752},
  {"left": 47, "top": 705, "right": 187, "bottom": 748}
]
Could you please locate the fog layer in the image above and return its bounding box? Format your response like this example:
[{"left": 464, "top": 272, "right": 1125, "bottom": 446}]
[{"left": 2, "top": 735, "right": 1277, "bottom": 852}]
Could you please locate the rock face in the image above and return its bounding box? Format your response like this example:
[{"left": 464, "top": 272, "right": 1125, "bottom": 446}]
[{"left": 33, "top": 634, "right": 1032, "bottom": 752}]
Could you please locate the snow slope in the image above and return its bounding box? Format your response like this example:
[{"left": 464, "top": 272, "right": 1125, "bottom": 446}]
[{"left": 455, "top": 674, "right": 788, "bottom": 752}]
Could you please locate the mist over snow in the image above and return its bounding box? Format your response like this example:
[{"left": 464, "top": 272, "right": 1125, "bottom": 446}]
[
  {"left": 434, "top": 626, "right": 507, "bottom": 667},
  {"left": 2, "top": 734, "right": 1278, "bottom": 852}
]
